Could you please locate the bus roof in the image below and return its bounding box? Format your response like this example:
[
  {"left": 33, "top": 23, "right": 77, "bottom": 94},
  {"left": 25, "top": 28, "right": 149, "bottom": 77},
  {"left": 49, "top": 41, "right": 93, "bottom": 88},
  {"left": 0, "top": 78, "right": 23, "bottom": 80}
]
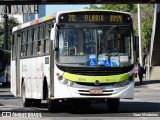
[{"left": 12, "top": 10, "right": 131, "bottom": 32}]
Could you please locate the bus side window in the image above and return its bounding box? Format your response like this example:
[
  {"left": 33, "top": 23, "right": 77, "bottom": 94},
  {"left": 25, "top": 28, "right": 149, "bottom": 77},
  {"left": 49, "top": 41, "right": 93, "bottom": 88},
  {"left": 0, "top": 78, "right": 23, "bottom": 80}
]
[
  {"left": 34, "top": 27, "right": 38, "bottom": 41},
  {"left": 43, "top": 25, "right": 45, "bottom": 39},
  {"left": 45, "top": 24, "right": 50, "bottom": 39},
  {"left": 20, "top": 31, "right": 27, "bottom": 57},
  {"left": 12, "top": 33, "right": 17, "bottom": 59},
  {"left": 38, "top": 26, "right": 40, "bottom": 40},
  {"left": 39, "top": 25, "right": 43, "bottom": 40},
  {"left": 21, "top": 44, "right": 26, "bottom": 56},
  {"left": 26, "top": 30, "right": 30, "bottom": 56},
  {"left": 37, "top": 41, "right": 43, "bottom": 55},
  {"left": 33, "top": 42, "right": 37, "bottom": 55},
  {"left": 44, "top": 23, "right": 50, "bottom": 54},
  {"left": 44, "top": 40, "right": 49, "bottom": 54},
  {"left": 27, "top": 43, "right": 32, "bottom": 56},
  {"left": 23, "top": 30, "right": 27, "bottom": 43},
  {"left": 31, "top": 28, "right": 34, "bottom": 55},
  {"left": 32, "top": 27, "right": 38, "bottom": 55},
  {"left": 48, "top": 24, "right": 51, "bottom": 38}
]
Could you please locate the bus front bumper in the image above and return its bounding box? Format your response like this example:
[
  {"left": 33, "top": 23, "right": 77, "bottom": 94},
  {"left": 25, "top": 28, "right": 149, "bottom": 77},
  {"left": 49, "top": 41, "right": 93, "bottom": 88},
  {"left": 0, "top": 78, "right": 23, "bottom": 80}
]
[{"left": 54, "top": 82, "right": 134, "bottom": 99}]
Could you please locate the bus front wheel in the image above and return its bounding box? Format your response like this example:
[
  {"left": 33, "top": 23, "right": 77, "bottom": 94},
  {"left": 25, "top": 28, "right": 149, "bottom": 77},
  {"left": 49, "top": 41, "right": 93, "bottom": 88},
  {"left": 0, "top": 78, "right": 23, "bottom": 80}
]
[
  {"left": 106, "top": 98, "right": 120, "bottom": 113},
  {"left": 22, "top": 82, "right": 32, "bottom": 107},
  {"left": 48, "top": 99, "right": 62, "bottom": 112},
  {"left": 48, "top": 100, "right": 57, "bottom": 112}
]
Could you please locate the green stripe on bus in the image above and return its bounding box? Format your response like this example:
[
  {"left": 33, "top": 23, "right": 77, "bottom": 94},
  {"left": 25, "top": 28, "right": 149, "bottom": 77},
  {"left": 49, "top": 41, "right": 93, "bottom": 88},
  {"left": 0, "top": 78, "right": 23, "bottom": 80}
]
[{"left": 63, "top": 72, "right": 129, "bottom": 83}]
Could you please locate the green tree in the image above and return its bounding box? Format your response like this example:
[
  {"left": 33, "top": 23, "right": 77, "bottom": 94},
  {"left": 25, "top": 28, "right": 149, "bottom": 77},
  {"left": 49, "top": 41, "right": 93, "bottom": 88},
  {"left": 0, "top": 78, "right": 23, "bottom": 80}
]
[
  {"left": 141, "top": 5, "right": 154, "bottom": 52},
  {"left": 0, "top": 17, "right": 20, "bottom": 49}
]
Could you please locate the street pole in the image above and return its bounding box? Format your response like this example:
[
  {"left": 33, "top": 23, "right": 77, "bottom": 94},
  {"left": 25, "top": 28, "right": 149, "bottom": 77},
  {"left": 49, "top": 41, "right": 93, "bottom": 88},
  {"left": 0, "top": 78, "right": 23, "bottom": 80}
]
[
  {"left": 3, "top": 5, "right": 8, "bottom": 50},
  {"left": 138, "top": 4, "right": 143, "bottom": 66}
]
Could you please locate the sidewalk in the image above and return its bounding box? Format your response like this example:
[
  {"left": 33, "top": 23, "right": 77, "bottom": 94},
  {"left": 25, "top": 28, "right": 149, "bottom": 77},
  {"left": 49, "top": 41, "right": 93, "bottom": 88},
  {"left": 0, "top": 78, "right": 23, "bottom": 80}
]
[{"left": 135, "top": 79, "right": 160, "bottom": 89}]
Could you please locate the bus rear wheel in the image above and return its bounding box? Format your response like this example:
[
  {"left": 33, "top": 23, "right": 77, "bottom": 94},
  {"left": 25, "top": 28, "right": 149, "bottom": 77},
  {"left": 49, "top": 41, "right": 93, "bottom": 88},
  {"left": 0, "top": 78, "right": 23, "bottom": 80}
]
[
  {"left": 106, "top": 98, "right": 120, "bottom": 113},
  {"left": 22, "top": 82, "right": 32, "bottom": 107}
]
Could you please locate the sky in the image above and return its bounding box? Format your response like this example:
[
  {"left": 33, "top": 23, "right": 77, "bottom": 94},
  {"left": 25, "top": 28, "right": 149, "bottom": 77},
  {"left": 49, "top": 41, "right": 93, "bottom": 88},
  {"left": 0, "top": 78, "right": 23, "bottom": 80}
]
[{"left": 46, "top": 5, "right": 90, "bottom": 15}]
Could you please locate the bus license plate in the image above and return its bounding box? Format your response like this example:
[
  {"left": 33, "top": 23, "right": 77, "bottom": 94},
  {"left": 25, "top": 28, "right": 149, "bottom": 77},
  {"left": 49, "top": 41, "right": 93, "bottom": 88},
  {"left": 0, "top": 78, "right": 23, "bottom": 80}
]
[{"left": 89, "top": 88, "right": 103, "bottom": 94}]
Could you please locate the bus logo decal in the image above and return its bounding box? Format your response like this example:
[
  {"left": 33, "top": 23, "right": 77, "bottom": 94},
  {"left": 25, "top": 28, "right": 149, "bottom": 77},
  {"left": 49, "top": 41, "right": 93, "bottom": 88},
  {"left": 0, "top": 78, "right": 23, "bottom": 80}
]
[{"left": 95, "top": 80, "right": 100, "bottom": 85}]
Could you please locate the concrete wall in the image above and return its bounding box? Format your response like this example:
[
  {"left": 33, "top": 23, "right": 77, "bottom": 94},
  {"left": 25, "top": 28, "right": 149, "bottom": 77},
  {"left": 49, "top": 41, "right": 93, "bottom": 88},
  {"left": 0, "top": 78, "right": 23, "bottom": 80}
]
[
  {"left": 149, "top": 66, "right": 160, "bottom": 80},
  {"left": 150, "top": 4, "right": 160, "bottom": 66}
]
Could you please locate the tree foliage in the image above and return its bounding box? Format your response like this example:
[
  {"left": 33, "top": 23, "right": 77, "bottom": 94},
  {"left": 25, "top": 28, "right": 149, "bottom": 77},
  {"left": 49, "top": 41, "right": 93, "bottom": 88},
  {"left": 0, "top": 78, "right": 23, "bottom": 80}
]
[
  {"left": 86, "top": 4, "right": 154, "bottom": 51},
  {"left": 0, "top": 17, "right": 20, "bottom": 49}
]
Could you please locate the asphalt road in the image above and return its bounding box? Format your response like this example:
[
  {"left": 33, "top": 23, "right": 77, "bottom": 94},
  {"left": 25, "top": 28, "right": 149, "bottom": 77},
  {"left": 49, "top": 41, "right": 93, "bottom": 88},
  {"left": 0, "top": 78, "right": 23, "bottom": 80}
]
[{"left": 0, "top": 80, "right": 160, "bottom": 120}]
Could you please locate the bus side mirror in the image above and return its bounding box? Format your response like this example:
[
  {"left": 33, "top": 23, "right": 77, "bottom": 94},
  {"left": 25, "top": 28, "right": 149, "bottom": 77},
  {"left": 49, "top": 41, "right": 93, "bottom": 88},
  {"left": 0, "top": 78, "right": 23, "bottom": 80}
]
[
  {"left": 134, "top": 36, "right": 139, "bottom": 51},
  {"left": 134, "top": 36, "right": 139, "bottom": 62},
  {"left": 50, "top": 24, "right": 58, "bottom": 51},
  {"left": 50, "top": 28, "right": 56, "bottom": 41}
]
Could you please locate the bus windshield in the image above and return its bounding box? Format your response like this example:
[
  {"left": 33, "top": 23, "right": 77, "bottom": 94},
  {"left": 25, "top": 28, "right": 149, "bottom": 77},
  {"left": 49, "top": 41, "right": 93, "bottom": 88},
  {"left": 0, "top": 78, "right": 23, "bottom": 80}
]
[{"left": 57, "top": 26, "right": 132, "bottom": 67}]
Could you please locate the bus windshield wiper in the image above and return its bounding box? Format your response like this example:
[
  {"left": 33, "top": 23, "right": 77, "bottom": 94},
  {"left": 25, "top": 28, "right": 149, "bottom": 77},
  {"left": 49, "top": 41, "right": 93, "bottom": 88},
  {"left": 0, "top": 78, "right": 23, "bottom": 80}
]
[
  {"left": 98, "top": 25, "right": 116, "bottom": 53},
  {"left": 101, "top": 25, "right": 116, "bottom": 42}
]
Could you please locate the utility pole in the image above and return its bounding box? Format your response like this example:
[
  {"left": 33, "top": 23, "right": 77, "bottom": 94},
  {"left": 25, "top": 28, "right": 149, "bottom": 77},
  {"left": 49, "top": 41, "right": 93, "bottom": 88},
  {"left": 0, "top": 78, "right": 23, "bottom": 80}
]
[
  {"left": 3, "top": 5, "right": 8, "bottom": 50},
  {"left": 138, "top": 4, "right": 143, "bottom": 66}
]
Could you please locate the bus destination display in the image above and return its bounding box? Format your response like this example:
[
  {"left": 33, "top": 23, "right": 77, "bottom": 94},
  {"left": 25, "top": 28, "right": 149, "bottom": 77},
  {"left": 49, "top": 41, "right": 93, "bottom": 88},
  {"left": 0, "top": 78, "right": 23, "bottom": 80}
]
[{"left": 59, "top": 12, "right": 131, "bottom": 24}]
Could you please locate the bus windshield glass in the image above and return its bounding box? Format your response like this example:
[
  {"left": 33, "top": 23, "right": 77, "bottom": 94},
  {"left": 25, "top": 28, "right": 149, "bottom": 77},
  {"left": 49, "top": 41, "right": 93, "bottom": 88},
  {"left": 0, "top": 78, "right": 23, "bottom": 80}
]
[{"left": 57, "top": 26, "right": 132, "bottom": 67}]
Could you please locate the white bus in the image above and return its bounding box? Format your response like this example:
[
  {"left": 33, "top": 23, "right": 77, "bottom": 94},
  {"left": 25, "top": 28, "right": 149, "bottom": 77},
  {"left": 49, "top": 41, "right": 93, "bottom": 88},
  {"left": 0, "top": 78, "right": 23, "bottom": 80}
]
[{"left": 11, "top": 10, "right": 136, "bottom": 112}]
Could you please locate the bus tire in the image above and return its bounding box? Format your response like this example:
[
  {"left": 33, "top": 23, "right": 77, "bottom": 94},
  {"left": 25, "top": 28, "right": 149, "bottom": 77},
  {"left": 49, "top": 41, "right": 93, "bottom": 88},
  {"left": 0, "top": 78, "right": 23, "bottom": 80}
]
[
  {"left": 43, "top": 78, "right": 48, "bottom": 100},
  {"left": 22, "top": 82, "right": 32, "bottom": 107},
  {"left": 32, "top": 99, "right": 41, "bottom": 107},
  {"left": 48, "top": 99, "right": 61, "bottom": 112},
  {"left": 2, "top": 82, "right": 7, "bottom": 87},
  {"left": 48, "top": 100, "right": 56, "bottom": 112},
  {"left": 107, "top": 98, "right": 120, "bottom": 113}
]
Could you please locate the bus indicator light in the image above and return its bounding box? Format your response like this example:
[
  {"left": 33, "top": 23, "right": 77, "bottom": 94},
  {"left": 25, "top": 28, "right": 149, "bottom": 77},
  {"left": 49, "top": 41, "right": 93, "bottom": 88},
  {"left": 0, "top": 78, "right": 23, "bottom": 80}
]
[
  {"left": 34, "top": 19, "right": 39, "bottom": 24},
  {"left": 56, "top": 73, "right": 60, "bottom": 76}
]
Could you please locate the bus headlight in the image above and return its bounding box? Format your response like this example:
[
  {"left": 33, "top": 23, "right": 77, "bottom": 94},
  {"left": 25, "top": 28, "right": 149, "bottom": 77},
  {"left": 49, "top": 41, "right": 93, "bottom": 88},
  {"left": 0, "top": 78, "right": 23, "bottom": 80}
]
[
  {"left": 114, "top": 77, "right": 133, "bottom": 87},
  {"left": 58, "top": 78, "right": 75, "bottom": 87},
  {"left": 58, "top": 75, "right": 63, "bottom": 80},
  {"left": 62, "top": 79, "right": 68, "bottom": 85}
]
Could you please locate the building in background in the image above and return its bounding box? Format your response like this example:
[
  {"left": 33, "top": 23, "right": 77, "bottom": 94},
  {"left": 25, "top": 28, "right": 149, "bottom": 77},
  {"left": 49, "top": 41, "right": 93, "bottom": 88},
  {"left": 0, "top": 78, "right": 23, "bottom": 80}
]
[
  {"left": 23, "top": 5, "right": 46, "bottom": 23},
  {"left": 0, "top": 5, "right": 45, "bottom": 48},
  {"left": 0, "top": 14, "right": 23, "bottom": 24},
  {"left": 0, "top": 5, "right": 46, "bottom": 24}
]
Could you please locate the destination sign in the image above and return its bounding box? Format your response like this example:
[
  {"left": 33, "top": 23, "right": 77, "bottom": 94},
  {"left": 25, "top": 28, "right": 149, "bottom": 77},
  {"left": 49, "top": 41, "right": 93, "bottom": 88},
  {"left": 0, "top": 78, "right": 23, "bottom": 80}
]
[{"left": 59, "top": 12, "right": 131, "bottom": 24}]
